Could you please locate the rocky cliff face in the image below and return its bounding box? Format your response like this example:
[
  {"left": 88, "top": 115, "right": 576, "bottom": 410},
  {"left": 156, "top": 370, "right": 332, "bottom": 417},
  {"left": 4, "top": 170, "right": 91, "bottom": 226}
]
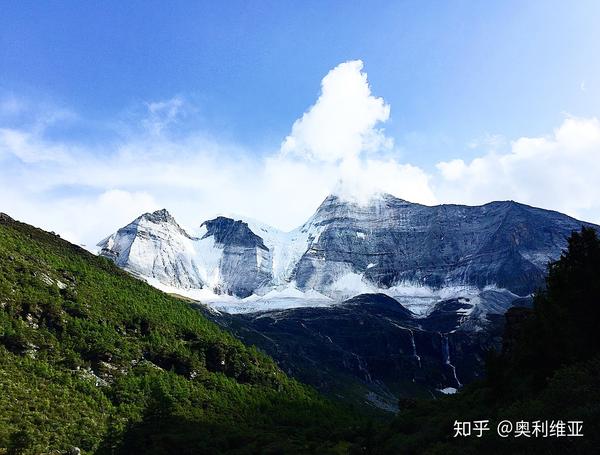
[
  {"left": 200, "top": 217, "right": 272, "bottom": 297},
  {"left": 203, "top": 292, "right": 515, "bottom": 410},
  {"left": 292, "top": 194, "right": 591, "bottom": 296}
]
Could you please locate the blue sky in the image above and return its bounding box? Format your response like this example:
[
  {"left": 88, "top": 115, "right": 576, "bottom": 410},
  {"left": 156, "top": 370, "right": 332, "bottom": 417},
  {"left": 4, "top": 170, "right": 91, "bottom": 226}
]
[{"left": 1, "top": 1, "right": 600, "bottom": 245}]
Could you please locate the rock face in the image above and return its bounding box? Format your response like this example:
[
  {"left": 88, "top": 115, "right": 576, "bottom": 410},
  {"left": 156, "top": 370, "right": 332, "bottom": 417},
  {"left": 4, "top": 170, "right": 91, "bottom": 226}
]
[
  {"left": 202, "top": 292, "right": 516, "bottom": 410},
  {"left": 200, "top": 217, "right": 272, "bottom": 297},
  {"left": 292, "top": 194, "right": 593, "bottom": 296}
]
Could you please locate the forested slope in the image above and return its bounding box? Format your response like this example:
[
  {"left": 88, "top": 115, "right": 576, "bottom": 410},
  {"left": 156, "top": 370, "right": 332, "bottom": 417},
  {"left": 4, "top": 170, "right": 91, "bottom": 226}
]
[{"left": 0, "top": 213, "right": 364, "bottom": 454}]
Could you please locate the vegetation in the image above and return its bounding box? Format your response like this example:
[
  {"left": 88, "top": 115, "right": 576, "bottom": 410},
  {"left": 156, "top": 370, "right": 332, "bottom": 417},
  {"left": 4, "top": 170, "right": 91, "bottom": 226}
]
[
  {"left": 0, "top": 214, "right": 366, "bottom": 454},
  {"left": 1, "top": 210, "right": 599, "bottom": 454},
  {"left": 372, "top": 227, "right": 600, "bottom": 454}
]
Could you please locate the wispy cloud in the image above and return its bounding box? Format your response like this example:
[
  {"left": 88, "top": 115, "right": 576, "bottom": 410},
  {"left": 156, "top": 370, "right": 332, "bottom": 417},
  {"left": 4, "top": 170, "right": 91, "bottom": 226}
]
[
  {"left": 1, "top": 61, "right": 599, "bottom": 248},
  {"left": 143, "top": 96, "right": 187, "bottom": 136}
]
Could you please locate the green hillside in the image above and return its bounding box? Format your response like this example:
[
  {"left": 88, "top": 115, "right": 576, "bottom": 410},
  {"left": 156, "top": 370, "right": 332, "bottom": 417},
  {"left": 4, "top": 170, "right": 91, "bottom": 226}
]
[{"left": 0, "top": 213, "right": 365, "bottom": 454}]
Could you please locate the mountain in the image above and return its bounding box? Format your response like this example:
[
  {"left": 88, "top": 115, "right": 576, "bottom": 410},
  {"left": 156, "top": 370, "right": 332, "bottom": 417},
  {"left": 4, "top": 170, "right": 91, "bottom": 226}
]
[
  {"left": 0, "top": 213, "right": 362, "bottom": 453},
  {"left": 370, "top": 227, "right": 600, "bottom": 454},
  {"left": 292, "top": 194, "right": 593, "bottom": 296},
  {"left": 200, "top": 216, "right": 272, "bottom": 297},
  {"left": 2, "top": 212, "right": 597, "bottom": 453},
  {"left": 99, "top": 193, "right": 597, "bottom": 300},
  {"left": 97, "top": 209, "right": 204, "bottom": 289},
  {"left": 96, "top": 194, "right": 597, "bottom": 410},
  {"left": 97, "top": 211, "right": 272, "bottom": 297}
]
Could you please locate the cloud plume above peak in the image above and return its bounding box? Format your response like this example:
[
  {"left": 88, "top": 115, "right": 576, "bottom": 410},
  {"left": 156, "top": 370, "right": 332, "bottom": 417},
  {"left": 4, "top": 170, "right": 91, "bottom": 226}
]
[
  {"left": 281, "top": 60, "right": 391, "bottom": 163},
  {"left": 0, "top": 62, "right": 599, "bottom": 248},
  {"left": 279, "top": 60, "right": 432, "bottom": 204}
]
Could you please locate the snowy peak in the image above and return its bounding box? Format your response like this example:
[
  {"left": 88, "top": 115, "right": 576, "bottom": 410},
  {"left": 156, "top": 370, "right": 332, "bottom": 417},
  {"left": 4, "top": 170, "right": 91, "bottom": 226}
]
[
  {"left": 98, "top": 213, "right": 274, "bottom": 298},
  {"left": 97, "top": 208, "right": 203, "bottom": 289},
  {"left": 98, "top": 196, "right": 599, "bottom": 303},
  {"left": 326, "top": 192, "right": 414, "bottom": 207},
  {"left": 309, "top": 192, "right": 416, "bottom": 226},
  {"left": 140, "top": 208, "right": 174, "bottom": 224},
  {"left": 137, "top": 208, "right": 191, "bottom": 237},
  {"left": 321, "top": 192, "right": 411, "bottom": 206}
]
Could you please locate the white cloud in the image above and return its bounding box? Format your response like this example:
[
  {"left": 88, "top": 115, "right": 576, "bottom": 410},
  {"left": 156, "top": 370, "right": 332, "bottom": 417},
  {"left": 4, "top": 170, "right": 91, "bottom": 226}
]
[
  {"left": 49, "top": 190, "right": 159, "bottom": 246},
  {"left": 281, "top": 60, "right": 391, "bottom": 163},
  {"left": 467, "top": 133, "right": 506, "bottom": 150},
  {"left": 143, "top": 96, "right": 186, "bottom": 135},
  {"left": 1, "top": 62, "right": 599, "bottom": 249},
  {"left": 278, "top": 60, "right": 433, "bottom": 204},
  {"left": 0, "top": 184, "right": 158, "bottom": 247},
  {"left": 0, "top": 127, "right": 72, "bottom": 163},
  {"left": 436, "top": 117, "right": 600, "bottom": 221}
]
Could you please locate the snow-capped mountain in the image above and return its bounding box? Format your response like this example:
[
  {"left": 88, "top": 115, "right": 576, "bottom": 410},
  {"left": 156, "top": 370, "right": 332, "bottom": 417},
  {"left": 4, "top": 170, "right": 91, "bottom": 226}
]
[
  {"left": 98, "top": 193, "right": 597, "bottom": 302},
  {"left": 198, "top": 217, "right": 272, "bottom": 297},
  {"left": 97, "top": 194, "right": 598, "bottom": 404},
  {"left": 98, "top": 211, "right": 273, "bottom": 297},
  {"left": 291, "top": 193, "right": 594, "bottom": 296},
  {"left": 97, "top": 209, "right": 204, "bottom": 289}
]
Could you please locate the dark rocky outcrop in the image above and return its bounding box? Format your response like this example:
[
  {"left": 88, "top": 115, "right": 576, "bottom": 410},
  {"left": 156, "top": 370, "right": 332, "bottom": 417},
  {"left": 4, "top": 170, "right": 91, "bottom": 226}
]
[
  {"left": 203, "top": 292, "right": 517, "bottom": 411},
  {"left": 201, "top": 217, "right": 272, "bottom": 297}
]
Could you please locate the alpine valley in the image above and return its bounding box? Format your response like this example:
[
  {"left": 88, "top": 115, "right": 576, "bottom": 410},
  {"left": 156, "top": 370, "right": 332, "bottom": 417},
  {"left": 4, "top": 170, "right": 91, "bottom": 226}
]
[{"left": 97, "top": 193, "right": 597, "bottom": 411}]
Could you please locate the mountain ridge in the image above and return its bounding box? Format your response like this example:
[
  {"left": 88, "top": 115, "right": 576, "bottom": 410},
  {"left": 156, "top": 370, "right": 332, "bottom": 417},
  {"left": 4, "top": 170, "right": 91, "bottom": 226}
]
[{"left": 97, "top": 193, "right": 597, "bottom": 303}]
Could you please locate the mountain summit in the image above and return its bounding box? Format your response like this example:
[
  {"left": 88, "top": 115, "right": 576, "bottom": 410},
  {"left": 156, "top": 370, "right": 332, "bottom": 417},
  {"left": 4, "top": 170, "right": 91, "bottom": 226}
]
[{"left": 97, "top": 208, "right": 204, "bottom": 289}]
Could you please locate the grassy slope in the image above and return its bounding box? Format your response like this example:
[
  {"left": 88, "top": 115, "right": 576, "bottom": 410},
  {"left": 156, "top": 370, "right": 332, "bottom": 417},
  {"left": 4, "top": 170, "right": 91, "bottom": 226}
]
[{"left": 0, "top": 214, "right": 365, "bottom": 454}]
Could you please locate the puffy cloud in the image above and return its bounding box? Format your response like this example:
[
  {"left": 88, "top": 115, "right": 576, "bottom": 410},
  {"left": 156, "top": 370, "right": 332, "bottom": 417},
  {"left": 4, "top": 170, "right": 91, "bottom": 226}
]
[
  {"left": 281, "top": 60, "right": 391, "bottom": 163},
  {"left": 278, "top": 60, "right": 433, "bottom": 204},
  {"left": 436, "top": 117, "right": 600, "bottom": 221},
  {"left": 344, "top": 159, "right": 436, "bottom": 204}
]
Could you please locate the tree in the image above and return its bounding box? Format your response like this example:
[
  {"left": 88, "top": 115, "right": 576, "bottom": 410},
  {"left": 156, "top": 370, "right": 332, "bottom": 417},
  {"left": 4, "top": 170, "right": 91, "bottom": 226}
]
[
  {"left": 7, "top": 427, "right": 34, "bottom": 455},
  {"left": 535, "top": 226, "right": 600, "bottom": 367}
]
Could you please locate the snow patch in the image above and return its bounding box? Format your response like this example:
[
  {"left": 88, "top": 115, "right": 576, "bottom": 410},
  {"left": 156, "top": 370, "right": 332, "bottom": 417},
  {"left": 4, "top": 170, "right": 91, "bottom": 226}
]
[
  {"left": 438, "top": 387, "right": 457, "bottom": 395},
  {"left": 329, "top": 272, "right": 378, "bottom": 299},
  {"left": 145, "top": 280, "right": 335, "bottom": 315},
  {"left": 204, "top": 285, "right": 333, "bottom": 314},
  {"left": 242, "top": 217, "right": 324, "bottom": 286}
]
